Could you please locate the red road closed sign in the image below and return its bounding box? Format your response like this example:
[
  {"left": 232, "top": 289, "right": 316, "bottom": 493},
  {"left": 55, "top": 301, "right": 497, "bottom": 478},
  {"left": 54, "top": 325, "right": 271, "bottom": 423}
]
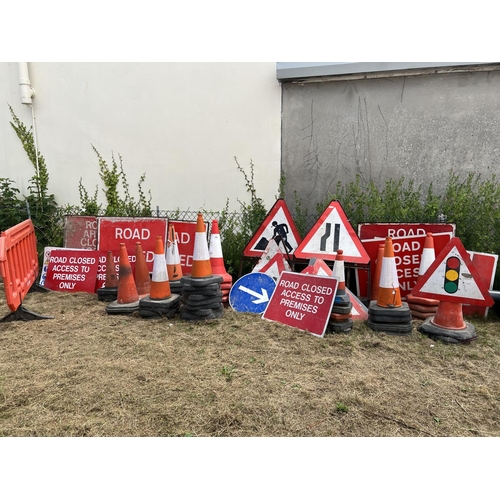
[
  {"left": 43, "top": 248, "right": 99, "bottom": 293},
  {"left": 97, "top": 217, "right": 168, "bottom": 273},
  {"left": 263, "top": 271, "right": 338, "bottom": 338}
]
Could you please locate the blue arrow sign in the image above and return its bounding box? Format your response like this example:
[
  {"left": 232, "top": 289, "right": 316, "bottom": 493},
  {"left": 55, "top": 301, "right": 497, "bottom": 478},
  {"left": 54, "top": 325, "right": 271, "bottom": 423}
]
[{"left": 229, "top": 272, "right": 277, "bottom": 314}]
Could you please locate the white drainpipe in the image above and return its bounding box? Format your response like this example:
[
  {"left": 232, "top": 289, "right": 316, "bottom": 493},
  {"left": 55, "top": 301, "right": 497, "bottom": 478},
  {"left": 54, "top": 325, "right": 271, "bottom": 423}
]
[{"left": 18, "top": 62, "right": 35, "bottom": 104}]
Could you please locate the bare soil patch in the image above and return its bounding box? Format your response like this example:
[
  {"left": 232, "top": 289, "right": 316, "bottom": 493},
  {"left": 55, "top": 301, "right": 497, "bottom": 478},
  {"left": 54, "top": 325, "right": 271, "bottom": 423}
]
[{"left": 1, "top": 287, "right": 500, "bottom": 437}]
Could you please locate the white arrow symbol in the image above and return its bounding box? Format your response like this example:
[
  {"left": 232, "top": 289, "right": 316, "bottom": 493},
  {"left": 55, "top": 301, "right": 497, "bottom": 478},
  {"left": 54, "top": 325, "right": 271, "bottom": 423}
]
[{"left": 238, "top": 285, "right": 270, "bottom": 304}]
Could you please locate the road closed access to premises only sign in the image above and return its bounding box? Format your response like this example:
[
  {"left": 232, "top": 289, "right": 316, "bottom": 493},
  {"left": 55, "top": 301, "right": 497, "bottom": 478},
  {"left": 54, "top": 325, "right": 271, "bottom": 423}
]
[{"left": 263, "top": 271, "right": 338, "bottom": 338}]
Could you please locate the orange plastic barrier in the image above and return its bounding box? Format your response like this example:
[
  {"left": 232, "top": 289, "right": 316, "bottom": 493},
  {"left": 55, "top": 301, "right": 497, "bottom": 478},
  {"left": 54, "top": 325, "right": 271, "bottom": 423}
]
[{"left": 0, "top": 219, "right": 52, "bottom": 322}]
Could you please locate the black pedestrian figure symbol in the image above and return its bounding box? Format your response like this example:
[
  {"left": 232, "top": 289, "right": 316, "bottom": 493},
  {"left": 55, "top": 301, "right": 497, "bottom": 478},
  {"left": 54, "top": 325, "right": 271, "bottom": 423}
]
[{"left": 272, "top": 221, "right": 293, "bottom": 254}]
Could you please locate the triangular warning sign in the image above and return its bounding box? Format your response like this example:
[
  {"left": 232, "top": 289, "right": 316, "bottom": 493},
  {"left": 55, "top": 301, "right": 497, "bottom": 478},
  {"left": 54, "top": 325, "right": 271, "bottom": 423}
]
[
  {"left": 294, "top": 201, "right": 370, "bottom": 264},
  {"left": 252, "top": 239, "right": 291, "bottom": 281},
  {"left": 411, "top": 237, "right": 494, "bottom": 307},
  {"left": 300, "top": 258, "right": 333, "bottom": 277},
  {"left": 243, "top": 199, "right": 302, "bottom": 257}
]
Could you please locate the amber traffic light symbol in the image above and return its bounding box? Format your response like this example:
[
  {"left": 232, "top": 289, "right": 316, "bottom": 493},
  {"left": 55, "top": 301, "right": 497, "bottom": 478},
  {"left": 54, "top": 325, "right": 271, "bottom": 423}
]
[{"left": 444, "top": 256, "right": 460, "bottom": 293}]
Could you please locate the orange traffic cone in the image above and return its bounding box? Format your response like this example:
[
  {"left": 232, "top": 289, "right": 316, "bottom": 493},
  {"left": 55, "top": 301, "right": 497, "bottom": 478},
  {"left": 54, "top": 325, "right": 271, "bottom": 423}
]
[
  {"left": 134, "top": 241, "right": 151, "bottom": 297},
  {"left": 370, "top": 244, "right": 385, "bottom": 301},
  {"left": 190, "top": 213, "right": 212, "bottom": 278},
  {"left": 105, "top": 250, "right": 119, "bottom": 288},
  {"left": 377, "top": 237, "right": 402, "bottom": 308},
  {"left": 209, "top": 219, "right": 232, "bottom": 304},
  {"left": 106, "top": 243, "right": 140, "bottom": 314},
  {"left": 166, "top": 224, "right": 183, "bottom": 283},
  {"left": 418, "top": 233, "right": 435, "bottom": 276},
  {"left": 150, "top": 236, "right": 171, "bottom": 300},
  {"left": 332, "top": 249, "right": 346, "bottom": 295}
]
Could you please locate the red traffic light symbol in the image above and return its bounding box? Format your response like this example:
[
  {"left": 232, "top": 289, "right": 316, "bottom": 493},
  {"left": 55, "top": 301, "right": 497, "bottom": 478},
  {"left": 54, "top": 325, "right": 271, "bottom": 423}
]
[{"left": 444, "top": 256, "right": 460, "bottom": 293}]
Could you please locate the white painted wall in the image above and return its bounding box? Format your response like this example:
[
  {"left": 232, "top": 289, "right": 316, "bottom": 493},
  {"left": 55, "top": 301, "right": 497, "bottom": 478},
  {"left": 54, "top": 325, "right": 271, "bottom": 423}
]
[{"left": 0, "top": 62, "right": 281, "bottom": 213}]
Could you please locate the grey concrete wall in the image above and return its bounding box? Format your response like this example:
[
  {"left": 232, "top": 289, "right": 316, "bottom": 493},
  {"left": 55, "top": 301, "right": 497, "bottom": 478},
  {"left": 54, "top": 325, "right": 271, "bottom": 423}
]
[{"left": 281, "top": 69, "right": 500, "bottom": 218}]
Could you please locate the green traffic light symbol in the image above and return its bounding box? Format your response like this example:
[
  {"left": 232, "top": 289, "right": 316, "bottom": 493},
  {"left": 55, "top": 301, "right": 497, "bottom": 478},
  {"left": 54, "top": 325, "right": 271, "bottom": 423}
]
[{"left": 444, "top": 256, "right": 460, "bottom": 293}]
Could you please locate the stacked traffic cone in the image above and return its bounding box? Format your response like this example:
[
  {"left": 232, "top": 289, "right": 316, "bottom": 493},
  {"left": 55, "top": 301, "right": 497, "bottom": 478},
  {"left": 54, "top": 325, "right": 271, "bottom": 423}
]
[
  {"left": 106, "top": 243, "right": 140, "bottom": 314},
  {"left": 406, "top": 233, "right": 439, "bottom": 319},
  {"left": 134, "top": 241, "right": 151, "bottom": 298},
  {"left": 97, "top": 250, "right": 119, "bottom": 302},
  {"left": 166, "top": 224, "right": 183, "bottom": 294},
  {"left": 328, "top": 250, "right": 353, "bottom": 333},
  {"left": 367, "top": 237, "right": 413, "bottom": 334},
  {"left": 370, "top": 244, "right": 385, "bottom": 301},
  {"left": 181, "top": 213, "right": 223, "bottom": 321},
  {"left": 209, "top": 219, "right": 232, "bottom": 305},
  {"left": 139, "top": 236, "right": 181, "bottom": 318}
]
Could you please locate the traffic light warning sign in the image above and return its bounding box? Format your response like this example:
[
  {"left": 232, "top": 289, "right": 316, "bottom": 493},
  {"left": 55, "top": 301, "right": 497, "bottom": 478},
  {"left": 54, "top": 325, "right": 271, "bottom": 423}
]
[{"left": 411, "top": 237, "right": 494, "bottom": 307}]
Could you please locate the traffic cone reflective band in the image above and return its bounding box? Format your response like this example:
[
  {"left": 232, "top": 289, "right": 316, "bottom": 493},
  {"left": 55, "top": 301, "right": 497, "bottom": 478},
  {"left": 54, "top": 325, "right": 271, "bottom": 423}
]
[
  {"left": 166, "top": 224, "right": 182, "bottom": 282},
  {"left": 105, "top": 250, "right": 119, "bottom": 288},
  {"left": 332, "top": 249, "right": 346, "bottom": 296},
  {"left": 370, "top": 244, "right": 384, "bottom": 301},
  {"left": 117, "top": 243, "right": 139, "bottom": 304},
  {"left": 134, "top": 241, "right": 151, "bottom": 297},
  {"left": 418, "top": 233, "right": 435, "bottom": 276},
  {"left": 190, "top": 213, "right": 212, "bottom": 278},
  {"left": 377, "top": 237, "right": 402, "bottom": 308},
  {"left": 150, "top": 236, "right": 171, "bottom": 300}
]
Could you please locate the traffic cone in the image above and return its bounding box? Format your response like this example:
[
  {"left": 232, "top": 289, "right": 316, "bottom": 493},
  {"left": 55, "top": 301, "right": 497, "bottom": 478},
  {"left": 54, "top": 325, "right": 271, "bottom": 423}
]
[
  {"left": 97, "top": 250, "right": 119, "bottom": 302},
  {"left": 209, "top": 219, "right": 232, "bottom": 304},
  {"left": 134, "top": 241, "right": 151, "bottom": 297},
  {"left": 150, "top": 236, "right": 171, "bottom": 300},
  {"left": 190, "top": 213, "right": 212, "bottom": 278},
  {"left": 106, "top": 243, "right": 140, "bottom": 314},
  {"left": 377, "top": 237, "right": 402, "bottom": 308},
  {"left": 370, "top": 244, "right": 385, "bottom": 301},
  {"left": 418, "top": 232, "right": 435, "bottom": 276},
  {"left": 139, "top": 236, "right": 181, "bottom": 318},
  {"left": 407, "top": 233, "right": 439, "bottom": 319},
  {"left": 332, "top": 249, "right": 347, "bottom": 299},
  {"left": 166, "top": 224, "right": 183, "bottom": 294}
]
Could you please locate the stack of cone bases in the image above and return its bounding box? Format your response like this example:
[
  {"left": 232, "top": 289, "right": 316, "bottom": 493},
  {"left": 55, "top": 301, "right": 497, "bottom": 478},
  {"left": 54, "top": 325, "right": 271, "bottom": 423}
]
[
  {"left": 209, "top": 219, "right": 232, "bottom": 305},
  {"left": 328, "top": 250, "right": 353, "bottom": 334},
  {"left": 106, "top": 243, "right": 140, "bottom": 314},
  {"left": 97, "top": 250, "right": 119, "bottom": 302},
  {"left": 181, "top": 213, "right": 223, "bottom": 321},
  {"left": 166, "top": 224, "right": 183, "bottom": 294},
  {"left": 134, "top": 241, "right": 151, "bottom": 298},
  {"left": 418, "top": 301, "right": 477, "bottom": 344},
  {"left": 139, "top": 236, "right": 181, "bottom": 319},
  {"left": 407, "top": 233, "right": 439, "bottom": 320},
  {"left": 367, "top": 237, "right": 413, "bottom": 335}
]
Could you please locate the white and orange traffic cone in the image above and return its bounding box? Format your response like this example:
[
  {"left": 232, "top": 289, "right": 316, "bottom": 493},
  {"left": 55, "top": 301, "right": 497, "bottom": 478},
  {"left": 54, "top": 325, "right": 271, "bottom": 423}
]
[
  {"left": 190, "top": 213, "right": 212, "bottom": 278},
  {"left": 150, "top": 236, "right": 171, "bottom": 300},
  {"left": 209, "top": 219, "right": 232, "bottom": 304},
  {"left": 139, "top": 236, "right": 182, "bottom": 318},
  {"left": 370, "top": 243, "right": 385, "bottom": 301},
  {"left": 377, "top": 237, "right": 402, "bottom": 308},
  {"left": 134, "top": 241, "right": 151, "bottom": 298},
  {"left": 166, "top": 224, "right": 183, "bottom": 294},
  {"left": 407, "top": 233, "right": 439, "bottom": 319},
  {"left": 332, "top": 249, "right": 348, "bottom": 302},
  {"left": 97, "top": 250, "right": 119, "bottom": 302},
  {"left": 106, "top": 243, "right": 140, "bottom": 314}
]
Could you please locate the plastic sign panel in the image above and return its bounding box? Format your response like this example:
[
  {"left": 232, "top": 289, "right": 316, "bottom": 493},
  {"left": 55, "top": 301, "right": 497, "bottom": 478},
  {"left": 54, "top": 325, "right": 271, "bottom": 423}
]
[
  {"left": 43, "top": 248, "right": 99, "bottom": 293},
  {"left": 229, "top": 273, "right": 277, "bottom": 314},
  {"left": 263, "top": 271, "right": 338, "bottom": 338},
  {"left": 294, "top": 201, "right": 370, "bottom": 263},
  {"left": 358, "top": 222, "right": 456, "bottom": 240},
  {"left": 169, "top": 220, "right": 209, "bottom": 275},
  {"left": 252, "top": 239, "right": 291, "bottom": 281},
  {"left": 97, "top": 217, "right": 168, "bottom": 274},
  {"left": 94, "top": 250, "right": 120, "bottom": 291},
  {"left": 243, "top": 199, "right": 302, "bottom": 257},
  {"left": 63, "top": 215, "right": 98, "bottom": 249},
  {"left": 411, "top": 237, "right": 494, "bottom": 307}
]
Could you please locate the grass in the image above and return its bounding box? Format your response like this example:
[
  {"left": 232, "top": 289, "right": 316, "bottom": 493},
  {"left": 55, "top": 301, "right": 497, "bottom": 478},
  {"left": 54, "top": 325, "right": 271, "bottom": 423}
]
[{"left": 1, "top": 288, "right": 500, "bottom": 437}]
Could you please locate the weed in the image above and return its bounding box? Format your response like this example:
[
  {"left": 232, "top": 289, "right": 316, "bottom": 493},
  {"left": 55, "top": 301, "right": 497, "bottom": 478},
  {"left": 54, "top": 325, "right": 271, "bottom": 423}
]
[
  {"left": 220, "top": 365, "right": 236, "bottom": 381},
  {"left": 335, "top": 402, "right": 349, "bottom": 413}
]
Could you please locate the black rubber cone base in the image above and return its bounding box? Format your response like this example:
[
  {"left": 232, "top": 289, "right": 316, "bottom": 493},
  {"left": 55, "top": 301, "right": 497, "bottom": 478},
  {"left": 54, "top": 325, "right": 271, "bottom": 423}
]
[
  {"left": 139, "top": 294, "right": 181, "bottom": 318},
  {"left": 181, "top": 275, "right": 223, "bottom": 287},
  {"left": 106, "top": 300, "right": 140, "bottom": 315},
  {"left": 368, "top": 301, "right": 412, "bottom": 323},
  {"left": 418, "top": 317, "right": 477, "bottom": 344},
  {"left": 367, "top": 319, "right": 413, "bottom": 335},
  {"left": 327, "top": 318, "right": 354, "bottom": 333},
  {"left": 97, "top": 287, "right": 118, "bottom": 302},
  {"left": 169, "top": 281, "right": 183, "bottom": 294},
  {"left": 331, "top": 303, "right": 353, "bottom": 315}
]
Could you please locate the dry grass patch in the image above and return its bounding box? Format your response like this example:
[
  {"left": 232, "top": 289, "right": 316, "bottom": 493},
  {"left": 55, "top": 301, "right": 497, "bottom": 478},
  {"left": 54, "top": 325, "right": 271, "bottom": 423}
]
[{"left": 1, "top": 287, "right": 500, "bottom": 436}]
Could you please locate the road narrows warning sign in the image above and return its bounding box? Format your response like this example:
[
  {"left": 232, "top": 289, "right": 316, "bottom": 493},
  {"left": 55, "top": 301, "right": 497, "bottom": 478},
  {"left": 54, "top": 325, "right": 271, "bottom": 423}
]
[{"left": 294, "top": 201, "right": 370, "bottom": 263}]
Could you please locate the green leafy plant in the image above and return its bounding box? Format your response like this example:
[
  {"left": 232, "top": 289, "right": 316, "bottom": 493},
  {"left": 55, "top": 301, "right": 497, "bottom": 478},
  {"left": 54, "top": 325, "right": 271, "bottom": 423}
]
[{"left": 0, "top": 178, "right": 24, "bottom": 232}]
